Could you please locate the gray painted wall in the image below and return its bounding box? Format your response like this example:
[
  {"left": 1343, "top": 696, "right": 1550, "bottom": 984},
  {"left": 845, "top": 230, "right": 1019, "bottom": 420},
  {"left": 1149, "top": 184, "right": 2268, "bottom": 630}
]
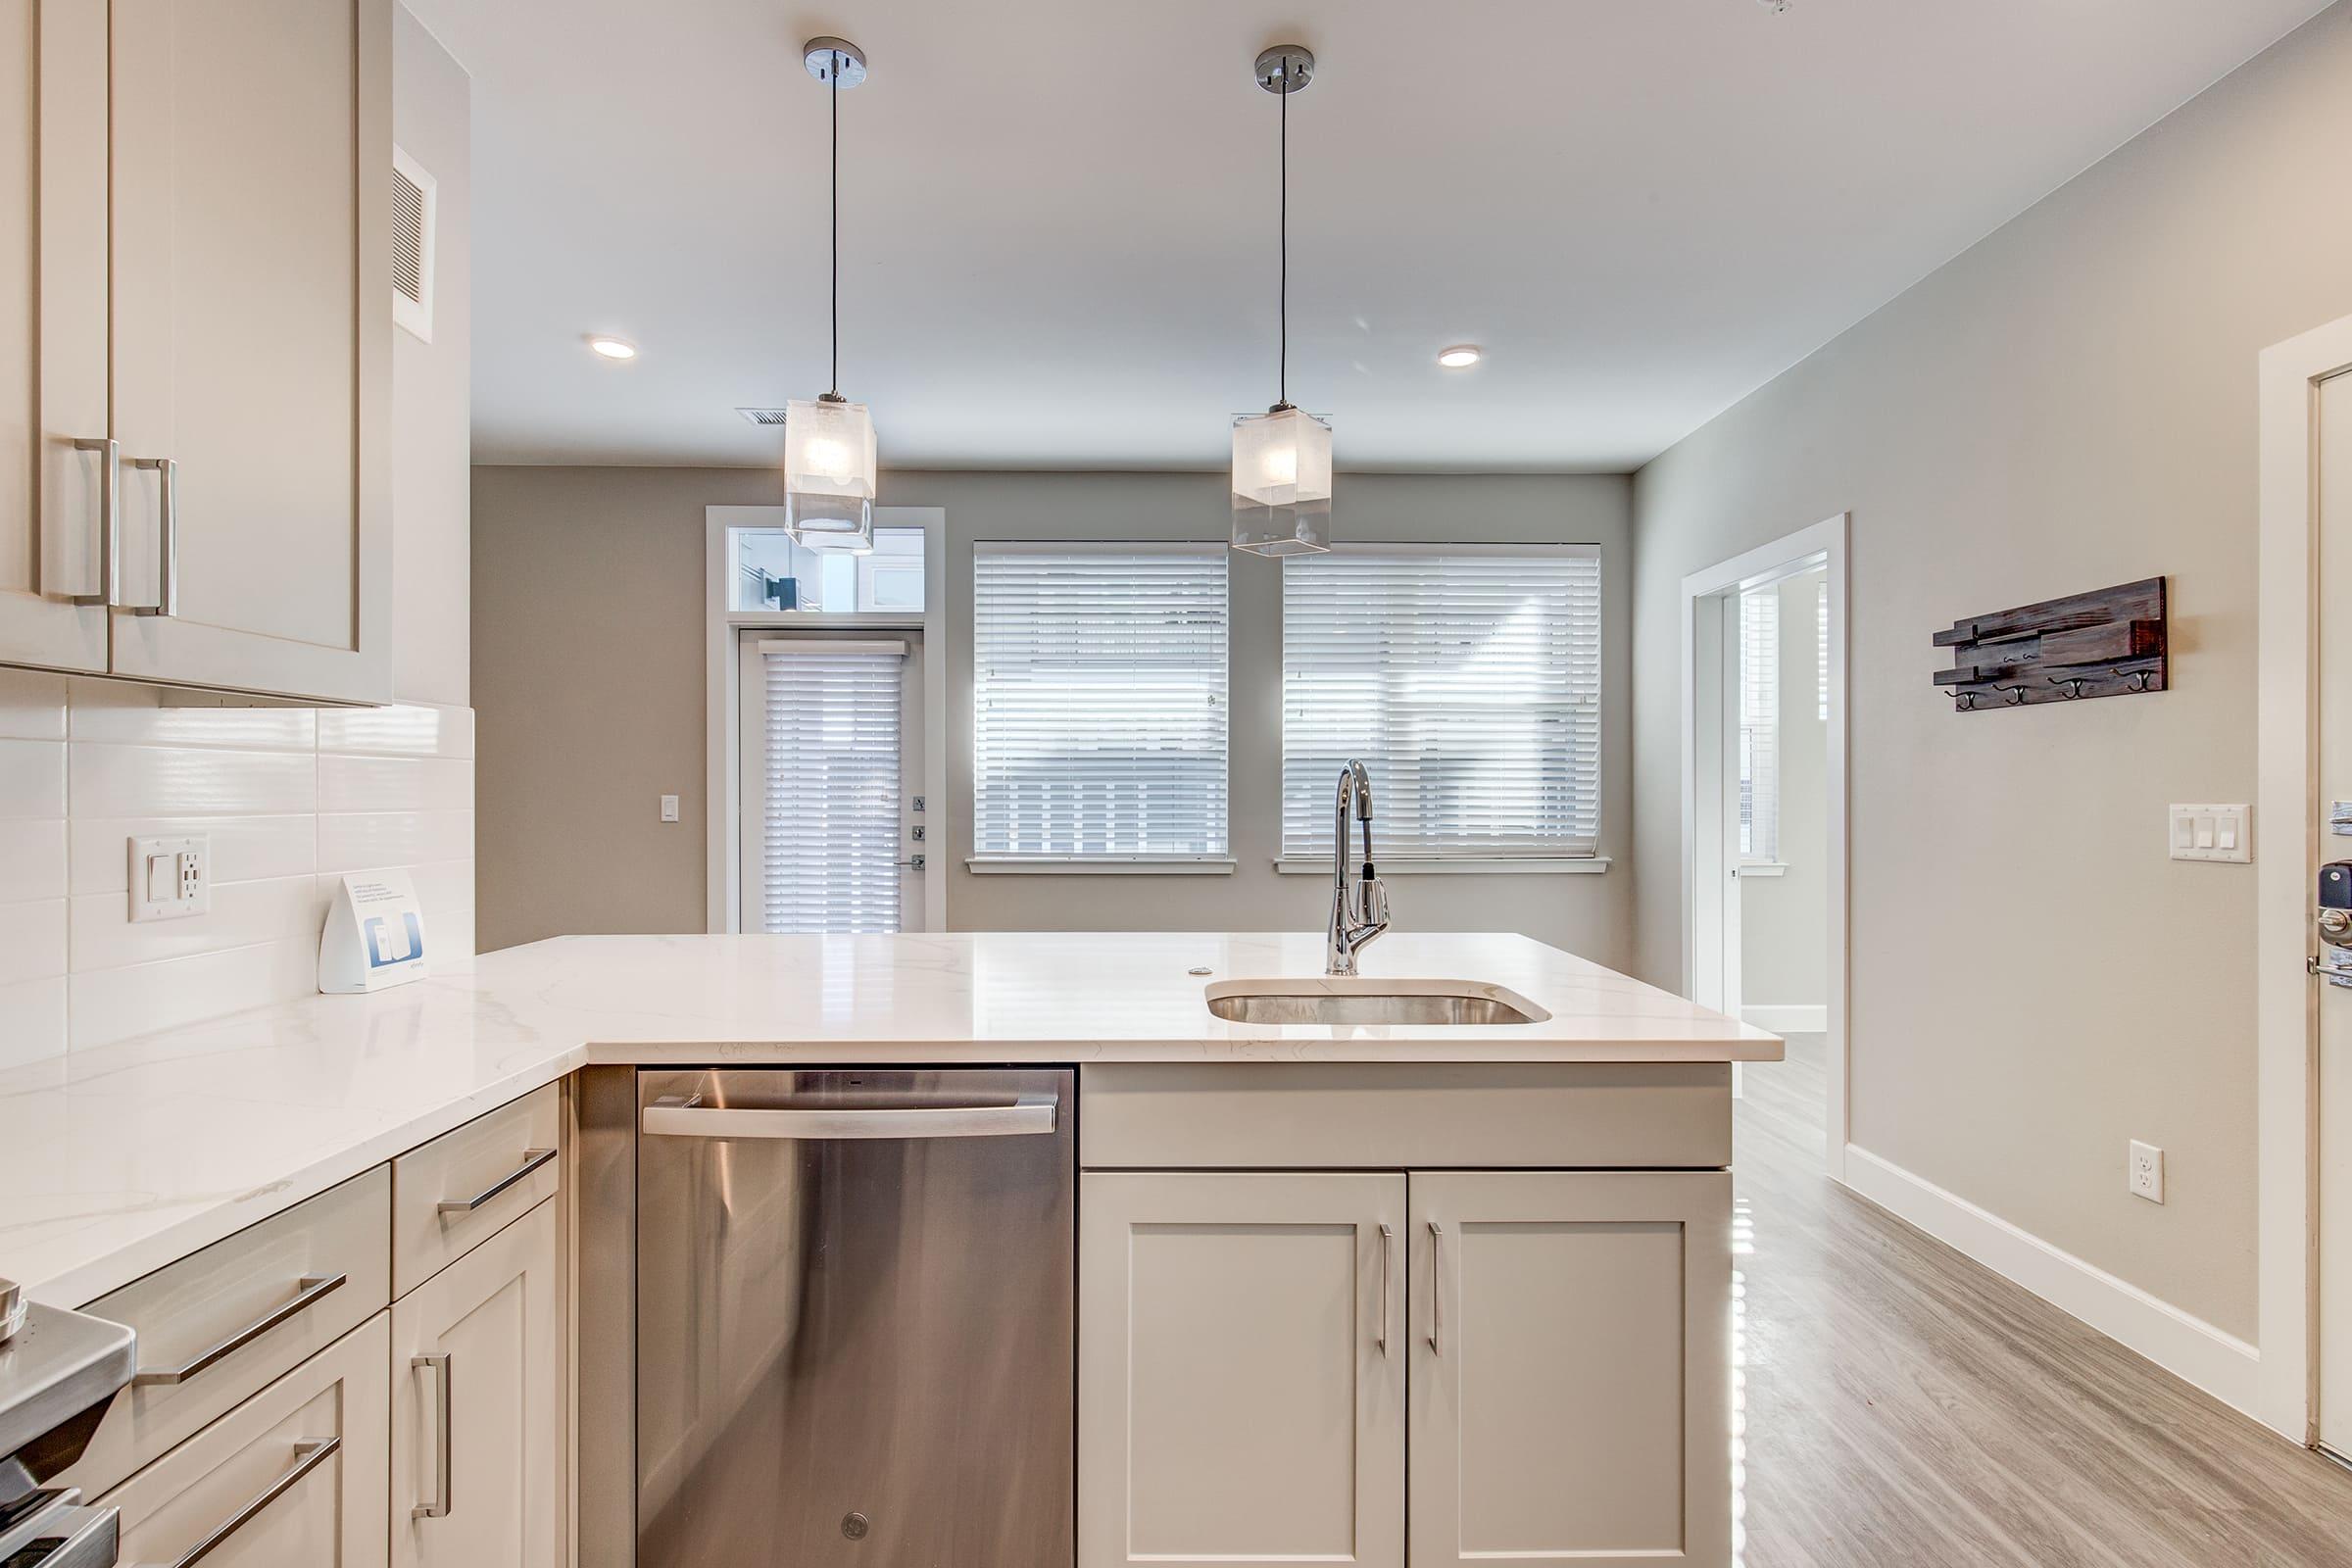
[
  {"left": 473, "top": 467, "right": 1633, "bottom": 961},
  {"left": 1630, "top": 3, "right": 2352, "bottom": 1338}
]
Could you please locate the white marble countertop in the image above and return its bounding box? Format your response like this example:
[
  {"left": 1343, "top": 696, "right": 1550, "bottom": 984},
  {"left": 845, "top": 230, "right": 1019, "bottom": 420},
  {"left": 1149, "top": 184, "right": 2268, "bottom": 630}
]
[{"left": 0, "top": 931, "right": 1778, "bottom": 1308}]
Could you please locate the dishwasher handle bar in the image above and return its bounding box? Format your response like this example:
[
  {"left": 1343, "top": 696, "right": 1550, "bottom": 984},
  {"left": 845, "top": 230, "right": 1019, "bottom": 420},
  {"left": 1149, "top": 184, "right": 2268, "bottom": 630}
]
[{"left": 642, "top": 1094, "right": 1057, "bottom": 1141}]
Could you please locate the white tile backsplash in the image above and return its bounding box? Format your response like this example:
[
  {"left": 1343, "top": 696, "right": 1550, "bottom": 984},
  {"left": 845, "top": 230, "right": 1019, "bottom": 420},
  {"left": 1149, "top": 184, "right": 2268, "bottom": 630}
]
[
  {"left": 316, "top": 704, "right": 472, "bottom": 759},
  {"left": 0, "top": 682, "right": 475, "bottom": 1064},
  {"left": 0, "top": 738, "right": 69, "bottom": 817},
  {"left": 318, "top": 754, "right": 474, "bottom": 813},
  {"left": 0, "top": 819, "right": 68, "bottom": 904},
  {"left": 0, "top": 671, "right": 68, "bottom": 741},
  {"left": 318, "top": 808, "right": 475, "bottom": 872}
]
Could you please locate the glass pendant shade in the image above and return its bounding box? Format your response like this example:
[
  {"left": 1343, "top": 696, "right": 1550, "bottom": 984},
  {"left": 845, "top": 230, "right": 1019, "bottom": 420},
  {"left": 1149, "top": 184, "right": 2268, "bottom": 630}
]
[
  {"left": 1230, "top": 406, "right": 1332, "bottom": 556},
  {"left": 784, "top": 397, "right": 877, "bottom": 552}
]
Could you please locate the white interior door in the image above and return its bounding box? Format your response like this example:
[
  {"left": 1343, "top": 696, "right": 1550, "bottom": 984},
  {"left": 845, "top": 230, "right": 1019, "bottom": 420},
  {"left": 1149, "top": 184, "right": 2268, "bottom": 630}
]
[
  {"left": 2317, "top": 368, "right": 2352, "bottom": 1458},
  {"left": 738, "top": 633, "right": 925, "bottom": 934}
]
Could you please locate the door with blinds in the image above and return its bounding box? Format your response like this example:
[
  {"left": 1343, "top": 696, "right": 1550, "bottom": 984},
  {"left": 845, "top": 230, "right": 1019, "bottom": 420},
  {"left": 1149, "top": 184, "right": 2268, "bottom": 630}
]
[{"left": 738, "top": 635, "right": 924, "bottom": 934}]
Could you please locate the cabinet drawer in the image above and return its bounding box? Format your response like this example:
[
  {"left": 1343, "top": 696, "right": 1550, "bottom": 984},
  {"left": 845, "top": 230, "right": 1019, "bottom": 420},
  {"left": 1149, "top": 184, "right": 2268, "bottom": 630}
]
[
  {"left": 67, "top": 1166, "right": 391, "bottom": 1497},
  {"left": 1079, "top": 1063, "right": 1732, "bottom": 1170},
  {"left": 394, "top": 1084, "right": 562, "bottom": 1297},
  {"left": 98, "top": 1312, "right": 390, "bottom": 1568}
]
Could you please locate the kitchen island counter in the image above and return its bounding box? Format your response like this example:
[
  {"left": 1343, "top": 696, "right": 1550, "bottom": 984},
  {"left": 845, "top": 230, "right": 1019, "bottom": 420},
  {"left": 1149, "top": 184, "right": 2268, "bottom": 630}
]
[{"left": 0, "top": 930, "right": 1776, "bottom": 1306}]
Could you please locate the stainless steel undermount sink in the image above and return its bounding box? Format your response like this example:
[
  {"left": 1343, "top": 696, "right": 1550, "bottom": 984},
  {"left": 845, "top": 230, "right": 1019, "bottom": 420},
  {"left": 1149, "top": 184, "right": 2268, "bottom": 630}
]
[{"left": 1202, "top": 978, "right": 1550, "bottom": 1026}]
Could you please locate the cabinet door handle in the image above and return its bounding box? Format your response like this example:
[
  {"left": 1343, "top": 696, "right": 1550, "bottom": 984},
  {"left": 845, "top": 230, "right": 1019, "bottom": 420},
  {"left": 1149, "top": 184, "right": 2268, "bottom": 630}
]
[
  {"left": 1426, "top": 1221, "right": 1444, "bottom": 1356},
  {"left": 166, "top": 1437, "right": 340, "bottom": 1568},
  {"left": 132, "top": 1273, "right": 347, "bottom": 1387},
  {"left": 437, "top": 1147, "right": 557, "bottom": 1213},
  {"left": 413, "top": 1352, "right": 453, "bottom": 1519},
  {"left": 66, "top": 437, "right": 119, "bottom": 607},
  {"left": 126, "top": 457, "right": 177, "bottom": 616},
  {"left": 1377, "top": 1223, "right": 1393, "bottom": 1356}
]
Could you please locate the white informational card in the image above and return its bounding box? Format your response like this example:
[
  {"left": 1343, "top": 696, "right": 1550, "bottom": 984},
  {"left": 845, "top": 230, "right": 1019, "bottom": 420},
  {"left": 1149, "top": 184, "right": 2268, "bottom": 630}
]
[{"left": 318, "top": 870, "right": 430, "bottom": 993}]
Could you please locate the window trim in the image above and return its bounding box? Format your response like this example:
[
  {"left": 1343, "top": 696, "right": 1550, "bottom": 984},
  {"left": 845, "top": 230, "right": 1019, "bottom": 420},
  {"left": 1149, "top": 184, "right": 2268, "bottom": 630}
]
[
  {"left": 970, "top": 538, "right": 1233, "bottom": 867},
  {"left": 1278, "top": 540, "right": 1606, "bottom": 863}
]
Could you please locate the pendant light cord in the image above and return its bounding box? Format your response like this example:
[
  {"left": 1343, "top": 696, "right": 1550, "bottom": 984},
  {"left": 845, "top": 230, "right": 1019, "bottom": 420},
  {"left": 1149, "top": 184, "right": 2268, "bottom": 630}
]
[
  {"left": 829, "top": 51, "right": 842, "bottom": 399},
  {"left": 1278, "top": 66, "right": 1289, "bottom": 410}
]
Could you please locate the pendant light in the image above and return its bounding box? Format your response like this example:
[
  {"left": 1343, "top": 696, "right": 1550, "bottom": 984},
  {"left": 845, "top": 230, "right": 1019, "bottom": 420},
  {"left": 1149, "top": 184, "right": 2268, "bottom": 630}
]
[
  {"left": 784, "top": 36, "right": 878, "bottom": 554},
  {"left": 1230, "top": 44, "right": 1331, "bottom": 558}
]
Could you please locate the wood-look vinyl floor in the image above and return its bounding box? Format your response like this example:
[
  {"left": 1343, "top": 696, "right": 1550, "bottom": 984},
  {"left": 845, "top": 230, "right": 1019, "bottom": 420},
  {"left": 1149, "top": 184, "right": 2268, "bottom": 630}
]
[{"left": 1736, "top": 1036, "right": 2352, "bottom": 1567}]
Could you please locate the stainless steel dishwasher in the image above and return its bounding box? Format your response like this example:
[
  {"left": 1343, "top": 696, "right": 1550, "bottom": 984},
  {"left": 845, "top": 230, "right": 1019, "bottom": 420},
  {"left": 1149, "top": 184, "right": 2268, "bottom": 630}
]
[{"left": 632, "top": 1067, "right": 1073, "bottom": 1567}]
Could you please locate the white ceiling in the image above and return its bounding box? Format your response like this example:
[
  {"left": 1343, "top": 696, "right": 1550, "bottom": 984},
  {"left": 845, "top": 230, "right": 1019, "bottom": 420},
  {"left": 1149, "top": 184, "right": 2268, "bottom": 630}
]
[{"left": 409, "top": 0, "right": 2332, "bottom": 471}]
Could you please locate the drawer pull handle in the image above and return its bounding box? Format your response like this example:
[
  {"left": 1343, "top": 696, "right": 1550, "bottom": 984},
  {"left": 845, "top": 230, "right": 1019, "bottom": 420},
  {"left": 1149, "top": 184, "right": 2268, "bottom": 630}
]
[
  {"left": 413, "top": 1352, "right": 453, "bottom": 1519},
  {"left": 438, "top": 1147, "right": 557, "bottom": 1214},
  {"left": 166, "top": 1437, "right": 340, "bottom": 1568},
  {"left": 132, "top": 1273, "right": 348, "bottom": 1387}
]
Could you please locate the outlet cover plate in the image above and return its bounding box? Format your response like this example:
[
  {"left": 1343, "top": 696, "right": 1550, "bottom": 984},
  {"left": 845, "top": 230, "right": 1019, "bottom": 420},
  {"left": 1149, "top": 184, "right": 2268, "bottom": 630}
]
[
  {"left": 2130, "top": 1139, "right": 2165, "bottom": 1203},
  {"left": 128, "top": 834, "right": 210, "bottom": 922}
]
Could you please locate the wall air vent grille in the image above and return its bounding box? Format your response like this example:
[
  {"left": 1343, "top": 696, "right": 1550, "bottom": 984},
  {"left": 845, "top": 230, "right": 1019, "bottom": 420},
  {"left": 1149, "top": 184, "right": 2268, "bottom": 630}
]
[
  {"left": 737, "top": 408, "right": 793, "bottom": 426},
  {"left": 391, "top": 144, "right": 437, "bottom": 342}
]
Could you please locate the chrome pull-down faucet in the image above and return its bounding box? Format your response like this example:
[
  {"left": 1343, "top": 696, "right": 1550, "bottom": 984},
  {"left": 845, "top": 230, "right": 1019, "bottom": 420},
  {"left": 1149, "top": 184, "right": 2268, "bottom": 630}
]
[{"left": 1328, "top": 760, "right": 1391, "bottom": 976}]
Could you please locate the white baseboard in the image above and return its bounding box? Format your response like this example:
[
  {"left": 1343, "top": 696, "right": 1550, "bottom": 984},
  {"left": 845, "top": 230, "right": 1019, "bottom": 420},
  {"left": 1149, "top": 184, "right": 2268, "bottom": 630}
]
[
  {"left": 1840, "top": 1145, "right": 2260, "bottom": 1418},
  {"left": 1741, "top": 1004, "right": 1827, "bottom": 1033}
]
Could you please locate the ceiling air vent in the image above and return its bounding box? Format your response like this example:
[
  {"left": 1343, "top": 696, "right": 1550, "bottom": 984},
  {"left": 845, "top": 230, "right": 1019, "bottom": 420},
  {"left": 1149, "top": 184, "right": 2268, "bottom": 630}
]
[
  {"left": 737, "top": 408, "right": 793, "bottom": 426},
  {"left": 391, "top": 145, "right": 437, "bottom": 343}
]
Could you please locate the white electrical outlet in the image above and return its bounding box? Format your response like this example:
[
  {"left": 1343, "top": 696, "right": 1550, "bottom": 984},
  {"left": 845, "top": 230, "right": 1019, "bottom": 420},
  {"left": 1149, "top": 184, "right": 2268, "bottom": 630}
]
[
  {"left": 128, "top": 834, "right": 210, "bottom": 922},
  {"left": 2129, "top": 1140, "right": 2165, "bottom": 1204},
  {"left": 660, "top": 794, "right": 681, "bottom": 823}
]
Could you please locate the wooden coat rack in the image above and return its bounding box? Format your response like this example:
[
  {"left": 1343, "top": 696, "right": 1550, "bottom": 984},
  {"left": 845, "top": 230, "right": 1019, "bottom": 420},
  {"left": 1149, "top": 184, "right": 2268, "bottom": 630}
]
[{"left": 1933, "top": 576, "right": 2167, "bottom": 712}]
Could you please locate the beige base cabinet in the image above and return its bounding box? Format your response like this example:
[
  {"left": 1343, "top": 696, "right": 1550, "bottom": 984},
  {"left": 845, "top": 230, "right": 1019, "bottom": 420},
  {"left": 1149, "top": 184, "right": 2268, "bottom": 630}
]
[
  {"left": 101, "top": 1312, "right": 391, "bottom": 1568},
  {"left": 392, "top": 1199, "right": 564, "bottom": 1568},
  {"left": 1079, "top": 1171, "right": 1406, "bottom": 1568},
  {"left": 1408, "top": 1171, "right": 1732, "bottom": 1568},
  {"left": 1080, "top": 1169, "right": 1734, "bottom": 1568}
]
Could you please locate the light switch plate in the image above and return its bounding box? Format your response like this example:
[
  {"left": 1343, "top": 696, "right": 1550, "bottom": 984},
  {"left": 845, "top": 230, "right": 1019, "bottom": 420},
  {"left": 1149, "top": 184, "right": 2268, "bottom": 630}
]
[
  {"left": 660, "top": 794, "right": 680, "bottom": 823},
  {"left": 2169, "top": 804, "right": 2249, "bottom": 863},
  {"left": 128, "top": 834, "right": 210, "bottom": 922}
]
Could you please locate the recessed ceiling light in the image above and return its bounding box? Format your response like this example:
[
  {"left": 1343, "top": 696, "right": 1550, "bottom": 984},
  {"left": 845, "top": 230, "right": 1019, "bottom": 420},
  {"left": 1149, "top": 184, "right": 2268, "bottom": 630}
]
[
  {"left": 1437, "top": 345, "right": 1482, "bottom": 369},
  {"left": 586, "top": 335, "right": 637, "bottom": 361}
]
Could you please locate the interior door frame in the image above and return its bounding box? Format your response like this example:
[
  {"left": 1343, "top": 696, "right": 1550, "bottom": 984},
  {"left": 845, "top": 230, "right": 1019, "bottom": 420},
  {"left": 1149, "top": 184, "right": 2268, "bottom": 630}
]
[
  {"left": 705, "top": 506, "right": 948, "bottom": 934},
  {"left": 2253, "top": 313, "right": 2352, "bottom": 1446},
  {"left": 1680, "top": 514, "right": 1848, "bottom": 1176}
]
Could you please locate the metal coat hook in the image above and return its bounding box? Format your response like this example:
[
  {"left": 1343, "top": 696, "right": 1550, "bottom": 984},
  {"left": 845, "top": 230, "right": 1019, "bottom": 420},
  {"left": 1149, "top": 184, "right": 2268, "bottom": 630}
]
[
  {"left": 1954, "top": 692, "right": 1977, "bottom": 711},
  {"left": 2125, "top": 669, "right": 2153, "bottom": 693},
  {"left": 1996, "top": 683, "right": 2029, "bottom": 706},
  {"left": 2051, "top": 675, "right": 2089, "bottom": 699}
]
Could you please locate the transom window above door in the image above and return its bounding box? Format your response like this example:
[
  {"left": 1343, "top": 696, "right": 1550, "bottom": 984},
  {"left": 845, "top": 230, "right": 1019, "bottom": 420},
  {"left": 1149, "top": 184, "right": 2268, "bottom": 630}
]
[
  {"left": 970, "top": 543, "right": 1231, "bottom": 868},
  {"left": 1279, "top": 546, "right": 1603, "bottom": 865},
  {"left": 729, "top": 524, "right": 926, "bottom": 614}
]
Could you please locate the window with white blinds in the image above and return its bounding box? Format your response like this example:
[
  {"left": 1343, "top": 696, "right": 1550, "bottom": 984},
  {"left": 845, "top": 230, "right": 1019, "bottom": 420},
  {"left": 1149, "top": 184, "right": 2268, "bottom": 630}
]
[
  {"left": 1280, "top": 547, "right": 1602, "bottom": 860},
  {"left": 1739, "top": 587, "right": 1780, "bottom": 863},
  {"left": 1817, "top": 578, "right": 1830, "bottom": 721},
  {"left": 756, "top": 645, "right": 904, "bottom": 932},
  {"left": 972, "top": 544, "right": 1230, "bottom": 861}
]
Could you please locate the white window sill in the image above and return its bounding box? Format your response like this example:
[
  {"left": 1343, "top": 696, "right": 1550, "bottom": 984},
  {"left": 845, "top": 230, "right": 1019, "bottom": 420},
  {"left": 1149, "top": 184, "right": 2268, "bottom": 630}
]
[
  {"left": 1736, "top": 861, "right": 1789, "bottom": 878},
  {"left": 1273, "top": 857, "right": 1611, "bottom": 876},
  {"left": 965, "top": 857, "right": 1238, "bottom": 876}
]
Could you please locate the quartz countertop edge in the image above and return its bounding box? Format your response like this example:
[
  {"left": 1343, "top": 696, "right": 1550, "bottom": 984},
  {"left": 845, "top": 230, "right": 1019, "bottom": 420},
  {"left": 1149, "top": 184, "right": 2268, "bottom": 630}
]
[{"left": 0, "top": 931, "right": 1781, "bottom": 1308}]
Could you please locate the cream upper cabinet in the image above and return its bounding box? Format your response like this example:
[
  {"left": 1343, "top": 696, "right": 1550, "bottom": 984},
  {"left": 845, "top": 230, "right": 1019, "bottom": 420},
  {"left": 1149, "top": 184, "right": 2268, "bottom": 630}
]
[
  {"left": 102, "top": 0, "right": 393, "bottom": 702},
  {"left": 1078, "top": 1170, "right": 1406, "bottom": 1568},
  {"left": 392, "top": 1200, "right": 564, "bottom": 1568},
  {"left": 102, "top": 1312, "right": 391, "bottom": 1568},
  {"left": 1408, "top": 1171, "right": 1734, "bottom": 1568},
  {"left": 0, "top": 0, "right": 110, "bottom": 671}
]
